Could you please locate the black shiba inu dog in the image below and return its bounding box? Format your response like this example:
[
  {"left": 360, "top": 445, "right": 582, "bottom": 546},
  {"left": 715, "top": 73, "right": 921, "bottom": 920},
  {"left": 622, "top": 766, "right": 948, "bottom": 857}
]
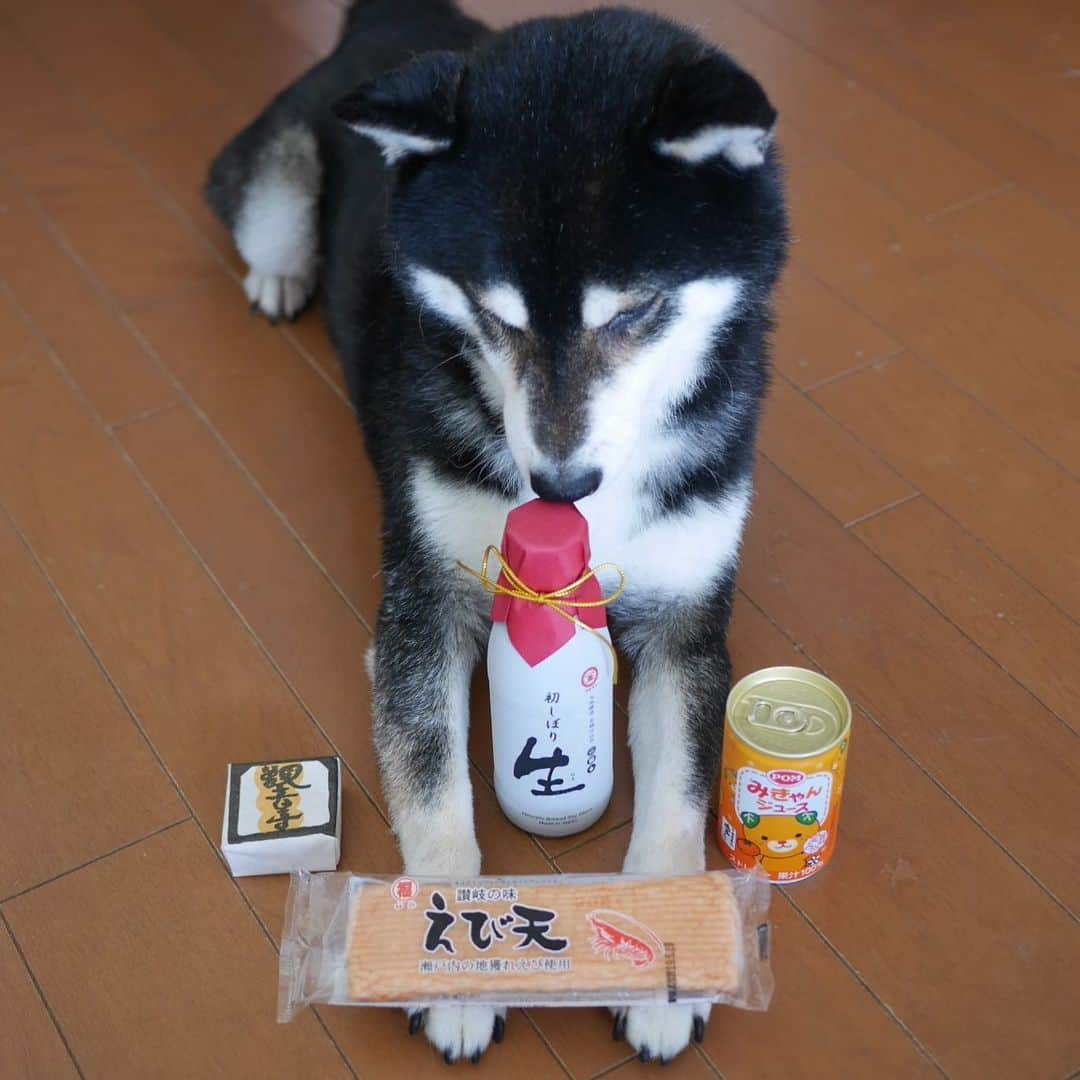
[{"left": 208, "top": 0, "right": 786, "bottom": 1062}]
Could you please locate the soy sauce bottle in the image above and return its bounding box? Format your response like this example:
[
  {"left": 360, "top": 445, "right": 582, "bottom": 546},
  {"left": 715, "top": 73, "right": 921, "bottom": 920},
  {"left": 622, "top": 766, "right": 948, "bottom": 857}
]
[{"left": 487, "top": 500, "right": 614, "bottom": 837}]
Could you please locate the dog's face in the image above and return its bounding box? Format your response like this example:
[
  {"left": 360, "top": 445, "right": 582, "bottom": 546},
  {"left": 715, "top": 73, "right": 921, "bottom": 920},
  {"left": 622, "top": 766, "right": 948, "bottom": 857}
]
[{"left": 335, "top": 11, "right": 786, "bottom": 501}]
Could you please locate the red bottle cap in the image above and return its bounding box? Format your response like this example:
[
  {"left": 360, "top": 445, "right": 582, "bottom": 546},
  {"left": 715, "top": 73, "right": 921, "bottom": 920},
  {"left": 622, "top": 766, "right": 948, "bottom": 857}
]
[{"left": 491, "top": 499, "right": 607, "bottom": 667}]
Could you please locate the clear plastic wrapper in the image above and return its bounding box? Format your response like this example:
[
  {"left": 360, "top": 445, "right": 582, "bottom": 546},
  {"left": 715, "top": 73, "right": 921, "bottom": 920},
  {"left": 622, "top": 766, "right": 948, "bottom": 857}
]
[{"left": 278, "top": 869, "right": 773, "bottom": 1021}]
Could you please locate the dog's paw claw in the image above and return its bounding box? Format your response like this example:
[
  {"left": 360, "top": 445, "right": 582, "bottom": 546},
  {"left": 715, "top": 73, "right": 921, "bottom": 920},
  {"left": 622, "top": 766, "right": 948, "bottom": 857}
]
[
  {"left": 492, "top": 1014, "right": 507, "bottom": 1044},
  {"left": 614, "top": 1003, "right": 710, "bottom": 1064},
  {"left": 612, "top": 1011, "right": 627, "bottom": 1042},
  {"left": 243, "top": 269, "right": 315, "bottom": 322},
  {"left": 408, "top": 1009, "right": 425, "bottom": 1036},
  {"left": 421, "top": 1004, "right": 505, "bottom": 1064}
]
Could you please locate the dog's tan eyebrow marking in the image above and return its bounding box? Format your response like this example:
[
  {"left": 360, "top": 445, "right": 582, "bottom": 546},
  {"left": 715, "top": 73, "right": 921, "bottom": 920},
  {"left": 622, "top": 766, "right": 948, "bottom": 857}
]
[
  {"left": 478, "top": 283, "right": 529, "bottom": 329},
  {"left": 581, "top": 285, "right": 634, "bottom": 329}
]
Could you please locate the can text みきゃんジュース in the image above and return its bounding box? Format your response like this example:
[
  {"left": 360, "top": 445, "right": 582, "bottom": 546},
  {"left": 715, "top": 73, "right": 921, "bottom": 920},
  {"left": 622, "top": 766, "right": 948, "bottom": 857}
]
[{"left": 718, "top": 668, "right": 851, "bottom": 884}]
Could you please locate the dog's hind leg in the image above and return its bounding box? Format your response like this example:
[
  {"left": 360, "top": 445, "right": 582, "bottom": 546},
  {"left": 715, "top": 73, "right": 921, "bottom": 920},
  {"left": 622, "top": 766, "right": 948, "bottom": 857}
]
[
  {"left": 612, "top": 586, "right": 736, "bottom": 1062},
  {"left": 208, "top": 123, "right": 322, "bottom": 323}
]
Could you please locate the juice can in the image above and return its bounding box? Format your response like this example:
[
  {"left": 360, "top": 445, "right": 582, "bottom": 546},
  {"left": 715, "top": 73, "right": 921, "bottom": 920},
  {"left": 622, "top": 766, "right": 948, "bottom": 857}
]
[{"left": 718, "top": 667, "right": 851, "bottom": 884}]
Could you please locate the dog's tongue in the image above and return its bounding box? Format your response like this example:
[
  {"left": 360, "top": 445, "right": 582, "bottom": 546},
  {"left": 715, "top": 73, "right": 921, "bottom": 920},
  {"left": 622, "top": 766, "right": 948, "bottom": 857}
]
[{"left": 492, "top": 499, "right": 607, "bottom": 667}]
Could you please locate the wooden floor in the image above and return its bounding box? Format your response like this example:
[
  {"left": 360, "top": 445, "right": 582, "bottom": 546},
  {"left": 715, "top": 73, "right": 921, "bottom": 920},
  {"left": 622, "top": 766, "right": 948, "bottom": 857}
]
[{"left": 1, "top": 0, "right": 1077, "bottom": 1077}]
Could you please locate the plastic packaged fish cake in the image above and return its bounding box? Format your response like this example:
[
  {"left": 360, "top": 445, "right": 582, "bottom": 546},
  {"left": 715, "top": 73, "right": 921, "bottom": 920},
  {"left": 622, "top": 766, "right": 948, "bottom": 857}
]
[{"left": 278, "top": 869, "right": 773, "bottom": 1019}]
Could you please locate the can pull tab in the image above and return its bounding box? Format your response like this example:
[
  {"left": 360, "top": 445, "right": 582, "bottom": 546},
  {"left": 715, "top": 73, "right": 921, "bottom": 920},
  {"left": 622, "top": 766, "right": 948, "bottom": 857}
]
[{"left": 747, "top": 696, "right": 831, "bottom": 737}]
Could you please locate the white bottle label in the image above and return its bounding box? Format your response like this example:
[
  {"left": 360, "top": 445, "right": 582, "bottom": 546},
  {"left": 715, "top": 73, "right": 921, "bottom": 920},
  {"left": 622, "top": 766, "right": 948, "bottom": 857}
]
[{"left": 488, "top": 622, "right": 614, "bottom": 837}]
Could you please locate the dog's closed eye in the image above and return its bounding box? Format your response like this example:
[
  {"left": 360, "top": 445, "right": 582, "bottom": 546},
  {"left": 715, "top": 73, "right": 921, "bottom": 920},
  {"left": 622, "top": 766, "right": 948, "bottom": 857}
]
[
  {"left": 601, "top": 293, "right": 666, "bottom": 337},
  {"left": 582, "top": 285, "right": 667, "bottom": 337}
]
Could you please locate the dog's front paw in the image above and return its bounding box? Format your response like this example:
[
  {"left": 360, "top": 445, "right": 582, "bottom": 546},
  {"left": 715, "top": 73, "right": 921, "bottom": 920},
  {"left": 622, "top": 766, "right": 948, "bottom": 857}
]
[
  {"left": 612, "top": 1002, "right": 709, "bottom": 1064},
  {"left": 244, "top": 268, "right": 315, "bottom": 323},
  {"left": 410, "top": 1004, "right": 507, "bottom": 1063}
]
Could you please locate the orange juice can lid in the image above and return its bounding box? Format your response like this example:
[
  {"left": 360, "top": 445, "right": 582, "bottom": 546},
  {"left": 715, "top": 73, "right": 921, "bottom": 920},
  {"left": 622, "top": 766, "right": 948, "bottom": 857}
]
[{"left": 726, "top": 667, "right": 851, "bottom": 759}]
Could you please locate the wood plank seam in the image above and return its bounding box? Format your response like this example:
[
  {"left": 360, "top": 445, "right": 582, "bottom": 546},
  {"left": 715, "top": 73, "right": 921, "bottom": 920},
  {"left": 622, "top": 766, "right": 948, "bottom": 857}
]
[
  {"left": 106, "top": 399, "right": 186, "bottom": 434},
  {"left": 787, "top": 244, "right": 1080, "bottom": 488},
  {"left": 799, "top": 344, "right": 906, "bottom": 394},
  {"left": 852, "top": 702, "right": 1075, "bottom": 919},
  {"left": 841, "top": 491, "right": 922, "bottom": 531},
  {"left": 760, "top": 431, "right": 1080, "bottom": 731},
  {"left": 544, "top": 817, "right": 638, "bottom": 864},
  {"left": 930, "top": 195, "right": 1080, "bottom": 332},
  {"left": 784, "top": 367, "right": 1080, "bottom": 627},
  {"left": 789, "top": 251, "right": 1080, "bottom": 484},
  {"left": 794, "top": 267, "right": 1080, "bottom": 487},
  {"left": 853, "top": 504, "right": 1080, "bottom": 738},
  {"left": 922, "top": 181, "right": 1018, "bottom": 224},
  {"left": 736, "top": 590, "right": 1077, "bottom": 919},
  {"left": 589, "top": 1052, "right": 641, "bottom": 1078},
  {"left": 468, "top": 761, "right": 566, "bottom": 873},
  {"left": 776, "top": 892, "right": 946, "bottom": 1077},
  {"left": 517, "top": 1012, "right": 576, "bottom": 1080},
  {"left": 0, "top": 912, "right": 87, "bottom": 1080},
  {"left": 0, "top": 819, "right": 190, "bottom": 907},
  {"left": 587, "top": 1044, "right": 720, "bottom": 1078},
  {"left": 694, "top": 1046, "right": 723, "bottom": 1078}
]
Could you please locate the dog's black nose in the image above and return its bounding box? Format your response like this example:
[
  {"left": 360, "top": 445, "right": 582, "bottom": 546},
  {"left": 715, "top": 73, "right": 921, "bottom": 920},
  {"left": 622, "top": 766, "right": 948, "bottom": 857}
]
[{"left": 530, "top": 466, "right": 602, "bottom": 503}]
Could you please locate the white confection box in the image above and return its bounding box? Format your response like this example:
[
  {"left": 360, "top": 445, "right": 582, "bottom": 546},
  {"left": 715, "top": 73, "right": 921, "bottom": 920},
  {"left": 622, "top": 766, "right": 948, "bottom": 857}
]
[{"left": 221, "top": 756, "right": 341, "bottom": 877}]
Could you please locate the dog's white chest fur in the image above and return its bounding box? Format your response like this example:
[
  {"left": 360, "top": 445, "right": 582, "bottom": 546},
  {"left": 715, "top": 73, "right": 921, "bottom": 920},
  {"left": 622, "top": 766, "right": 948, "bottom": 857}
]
[{"left": 410, "top": 462, "right": 751, "bottom": 602}]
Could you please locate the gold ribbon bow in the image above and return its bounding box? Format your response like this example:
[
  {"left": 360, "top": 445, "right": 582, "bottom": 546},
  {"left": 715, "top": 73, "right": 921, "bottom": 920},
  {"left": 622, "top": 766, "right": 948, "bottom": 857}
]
[{"left": 458, "top": 545, "right": 626, "bottom": 682}]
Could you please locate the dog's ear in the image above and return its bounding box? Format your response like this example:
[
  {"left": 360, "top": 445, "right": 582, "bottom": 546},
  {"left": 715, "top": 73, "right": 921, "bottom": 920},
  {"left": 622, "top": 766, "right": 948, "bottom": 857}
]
[
  {"left": 332, "top": 51, "right": 467, "bottom": 165},
  {"left": 650, "top": 49, "right": 777, "bottom": 170}
]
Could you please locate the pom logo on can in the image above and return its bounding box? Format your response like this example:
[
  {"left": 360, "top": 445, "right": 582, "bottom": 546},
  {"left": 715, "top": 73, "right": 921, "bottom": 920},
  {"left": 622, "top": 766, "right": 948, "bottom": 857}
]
[{"left": 768, "top": 769, "right": 805, "bottom": 786}]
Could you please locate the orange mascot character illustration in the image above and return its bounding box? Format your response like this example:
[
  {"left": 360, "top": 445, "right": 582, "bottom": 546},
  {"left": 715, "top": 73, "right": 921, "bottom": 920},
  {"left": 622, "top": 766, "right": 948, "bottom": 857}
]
[{"left": 739, "top": 810, "right": 820, "bottom": 874}]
